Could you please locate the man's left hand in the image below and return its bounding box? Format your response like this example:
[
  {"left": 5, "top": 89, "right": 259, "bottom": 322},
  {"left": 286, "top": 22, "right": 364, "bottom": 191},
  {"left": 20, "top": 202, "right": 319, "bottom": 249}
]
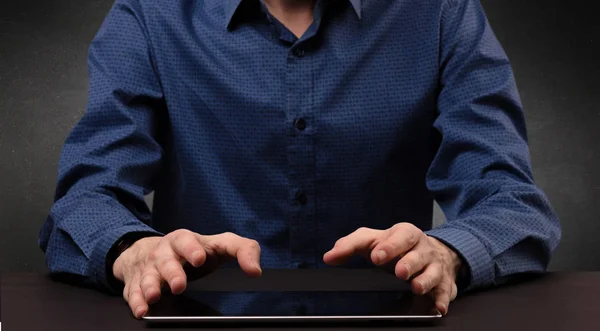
[{"left": 323, "top": 223, "right": 462, "bottom": 315}]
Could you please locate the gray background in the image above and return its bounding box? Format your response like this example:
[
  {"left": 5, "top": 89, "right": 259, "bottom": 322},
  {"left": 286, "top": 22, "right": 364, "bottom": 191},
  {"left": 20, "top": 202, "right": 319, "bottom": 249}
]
[{"left": 0, "top": 0, "right": 598, "bottom": 272}]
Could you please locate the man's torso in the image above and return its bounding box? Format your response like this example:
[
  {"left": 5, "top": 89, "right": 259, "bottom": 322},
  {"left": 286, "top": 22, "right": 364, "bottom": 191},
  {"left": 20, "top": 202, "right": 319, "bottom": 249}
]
[{"left": 136, "top": 0, "right": 447, "bottom": 268}]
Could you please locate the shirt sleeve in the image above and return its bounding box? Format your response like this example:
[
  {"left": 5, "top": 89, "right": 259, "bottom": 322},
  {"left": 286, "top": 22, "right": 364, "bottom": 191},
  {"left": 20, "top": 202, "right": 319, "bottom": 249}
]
[
  {"left": 38, "top": 0, "right": 164, "bottom": 294},
  {"left": 424, "top": 0, "right": 561, "bottom": 291}
]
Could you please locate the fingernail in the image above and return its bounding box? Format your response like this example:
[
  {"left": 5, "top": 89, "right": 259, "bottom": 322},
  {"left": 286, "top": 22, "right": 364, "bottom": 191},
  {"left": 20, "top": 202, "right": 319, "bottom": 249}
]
[
  {"left": 402, "top": 263, "right": 411, "bottom": 277},
  {"left": 135, "top": 307, "right": 143, "bottom": 318},
  {"left": 192, "top": 251, "right": 201, "bottom": 260},
  {"left": 376, "top": 250, "right": 387, "bottom": 262},
  {"left": 419, "top": 281, "right": 427, "bottom": 294},
  {"left": 441, "top": 304, "right": 448, "bottom": 315},
  {"left": 170, "top": 277, "right": 180, "bottom": 289},
  {"left": 191, "top": 251, "right": 202, "bottom": 266}
]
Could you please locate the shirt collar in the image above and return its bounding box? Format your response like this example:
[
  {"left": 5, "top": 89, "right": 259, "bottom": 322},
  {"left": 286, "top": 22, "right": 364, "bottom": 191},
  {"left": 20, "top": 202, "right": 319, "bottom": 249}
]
[{"left": 225, "top": 0, "right": 361, "bottom": 29}]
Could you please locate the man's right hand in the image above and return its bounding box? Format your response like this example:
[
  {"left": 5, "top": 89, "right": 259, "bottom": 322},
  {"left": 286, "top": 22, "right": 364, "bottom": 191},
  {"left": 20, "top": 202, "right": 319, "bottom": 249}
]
[{"left": 112, "top": 229, "right": 262, "bottom": 319}]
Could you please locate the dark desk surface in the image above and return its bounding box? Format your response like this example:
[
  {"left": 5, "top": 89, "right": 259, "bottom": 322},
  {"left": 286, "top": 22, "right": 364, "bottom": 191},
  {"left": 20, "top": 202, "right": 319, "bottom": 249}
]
[{"left": 1, "top": 269, "right": 599, "bottom": 331}]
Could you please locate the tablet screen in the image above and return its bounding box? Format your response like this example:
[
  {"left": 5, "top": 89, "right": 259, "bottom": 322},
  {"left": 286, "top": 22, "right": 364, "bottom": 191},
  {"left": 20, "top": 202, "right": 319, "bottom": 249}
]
[{"left": 145, "top": 290, "right": 440, "bottom": 318}]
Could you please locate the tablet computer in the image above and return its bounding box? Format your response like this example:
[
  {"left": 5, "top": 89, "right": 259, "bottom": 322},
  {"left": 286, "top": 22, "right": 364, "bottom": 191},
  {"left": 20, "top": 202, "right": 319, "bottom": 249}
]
[{"left": 143, "top": 290, "right": 442, "bottom": 324}]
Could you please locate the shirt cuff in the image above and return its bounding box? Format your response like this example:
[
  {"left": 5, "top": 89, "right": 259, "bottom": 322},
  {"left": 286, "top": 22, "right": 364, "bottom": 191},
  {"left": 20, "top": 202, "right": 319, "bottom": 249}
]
[
  {"left": 425, "top": 226, "right": 495, "bottom": 292},
  {"left": 90, "top": 223, "right": 162, "bottom": 295}
]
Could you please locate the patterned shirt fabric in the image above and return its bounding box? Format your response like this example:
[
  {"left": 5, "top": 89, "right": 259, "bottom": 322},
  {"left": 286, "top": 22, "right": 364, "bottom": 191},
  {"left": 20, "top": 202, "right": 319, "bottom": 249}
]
[{"left": 39, "top": 0, "right": 561, "bottom": 294}]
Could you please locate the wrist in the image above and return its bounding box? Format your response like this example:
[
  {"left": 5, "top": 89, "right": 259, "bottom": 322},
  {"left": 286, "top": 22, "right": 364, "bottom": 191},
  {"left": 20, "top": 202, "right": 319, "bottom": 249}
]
[
  {"left": 110, "top": 236, "right": 134, "bottom": 283},
  {"left": 428, "top": 236, "right": 463, "bottom": 281},
  {"left": 447, "top": 245, "right": 463, "bottom": 278},
  {"left": 437, "top": 238, "right": 470, "bottom": 290},
  {"left": 109, "top": 235, "right": 160, "bottom": 283}
]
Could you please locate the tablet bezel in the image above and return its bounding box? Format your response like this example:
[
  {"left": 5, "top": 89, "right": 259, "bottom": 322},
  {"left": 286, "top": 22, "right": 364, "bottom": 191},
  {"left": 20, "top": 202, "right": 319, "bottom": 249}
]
[
  {"left": 142, "top": 289, "right": 442, "bottom": 323},
  {"left": 143, "top": 313, "right": 442, "bottom": 323}
]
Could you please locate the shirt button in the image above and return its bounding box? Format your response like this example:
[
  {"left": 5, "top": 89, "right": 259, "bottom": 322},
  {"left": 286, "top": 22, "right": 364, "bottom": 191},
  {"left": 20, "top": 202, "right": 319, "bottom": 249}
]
[
  {"left": 294, "top": 118, "right": 307, "bottom": 131},
  {"left": 292, "top": 48, "right": 305, "bottom": 57},
  {"left": 295, "top": 192, "right": 307, "bottom": 205}
]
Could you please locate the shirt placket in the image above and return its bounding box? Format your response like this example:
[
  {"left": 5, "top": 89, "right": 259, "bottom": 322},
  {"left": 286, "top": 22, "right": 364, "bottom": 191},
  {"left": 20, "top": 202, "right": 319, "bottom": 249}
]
[
  {"left": 258, "top": 0, "right": 325, "bottom": 269},
  {"left": 286, "top": 39, "right": 317, "bottom": 269}
]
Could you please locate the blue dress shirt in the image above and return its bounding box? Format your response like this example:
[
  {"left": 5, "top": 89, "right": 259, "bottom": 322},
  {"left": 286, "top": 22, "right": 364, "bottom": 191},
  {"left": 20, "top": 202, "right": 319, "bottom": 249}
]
[{"left": 39, "top": 0, "right": 561, "bottom": 293}]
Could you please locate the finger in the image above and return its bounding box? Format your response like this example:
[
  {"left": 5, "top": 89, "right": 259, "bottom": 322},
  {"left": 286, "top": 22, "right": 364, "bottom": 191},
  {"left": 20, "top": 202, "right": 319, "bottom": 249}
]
[
  {"left": 323, "top": 227, "right": 382, "bottom": 265},
  {"left": 451, "top": 282, "right": 458, "bottom": 301},
  {"left": 153, "top": 241, "right": 187, "bottom": 294},
  {"left": 127, "top": 273, "right": 148, "bottom": 319},
  {"left": 168, "top": 230, "right": 207, "bottom": 267},
  {"left": 140, "top": 268, "right": 163, "bottom": 304},
  {"left": 410, "top": 263, "right": 443, "bottom": 295},
  {"left": 199, "top": 232, "right": 262, "bottom": 276},
  {"left": 430, "top": 279, "right": 454, "bottom": 316},
  {"left": 235, "top": 238, "right": 263, "bottom": 277},
  {"left": 371, "top": 224, "right": 422, "bottom": 265},
  {"left": 123, "top": 282, "right": 130, "bottom": 302},
  {"left": 395, "top": 249, "right": 429, "bottom": 280}
]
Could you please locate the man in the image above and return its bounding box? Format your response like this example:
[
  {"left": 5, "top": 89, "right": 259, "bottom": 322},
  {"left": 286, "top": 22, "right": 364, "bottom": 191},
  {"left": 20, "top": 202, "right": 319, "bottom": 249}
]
[{"left": 39, "top": 0, "right": 561, "bottom": 320}]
